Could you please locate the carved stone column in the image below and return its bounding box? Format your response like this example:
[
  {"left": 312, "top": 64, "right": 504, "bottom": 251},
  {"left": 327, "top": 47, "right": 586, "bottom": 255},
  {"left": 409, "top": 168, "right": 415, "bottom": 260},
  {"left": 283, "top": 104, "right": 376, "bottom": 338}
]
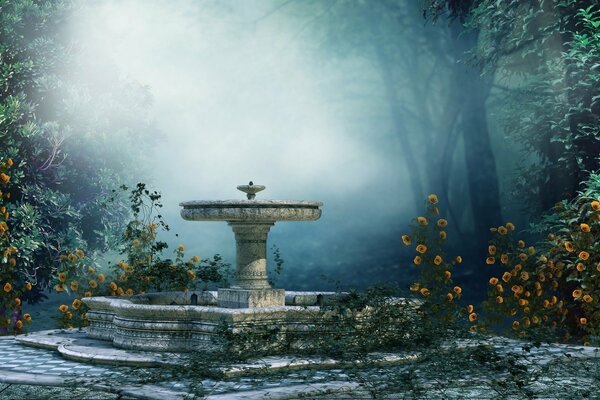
[{"left": 229, "top": 222, "right": 273, "bottom": 289}]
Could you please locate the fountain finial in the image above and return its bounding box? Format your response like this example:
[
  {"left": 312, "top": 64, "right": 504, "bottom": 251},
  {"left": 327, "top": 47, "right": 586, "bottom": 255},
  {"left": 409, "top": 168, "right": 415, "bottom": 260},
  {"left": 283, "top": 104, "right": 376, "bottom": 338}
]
[{"left": 237, "top": 182, "right": 265, "bottom": 200}]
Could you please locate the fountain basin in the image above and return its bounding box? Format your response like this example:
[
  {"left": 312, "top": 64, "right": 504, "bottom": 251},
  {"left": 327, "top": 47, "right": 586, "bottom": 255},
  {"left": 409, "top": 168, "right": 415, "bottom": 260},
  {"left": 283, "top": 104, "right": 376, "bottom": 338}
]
[
  {"left": 180, "top": 200, "right": 322, "bottom": 222},
  {"left": 83, "top": 291, "right": 422, "bottom": 353}
]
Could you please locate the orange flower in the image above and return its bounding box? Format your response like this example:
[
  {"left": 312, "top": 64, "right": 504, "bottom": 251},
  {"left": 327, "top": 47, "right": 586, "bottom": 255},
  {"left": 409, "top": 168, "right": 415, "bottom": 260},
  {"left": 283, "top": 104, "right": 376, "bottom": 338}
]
[
  {"left": 24, "top": 282, "right": 32, "bottom": 291},
  {"left": 427, "top": 194, "right": 439, "bottom": 204},
  {"left": 23, "top": 314, "right": 31, "bottom": 322},
  {"left": 72, "top": 299, "right": 82, "bottom": 310},
  {"left": 15, "top": 320, "right": 22, "bottom": 330},
  {"left": 109, "top": 281, "right": 118, "bottom": 291},
  {"left": 58, "top": 272, "right": 66, "bottom": 282},
  {"left": 506, "top": 222, "right": 515, "bottom": 231},
  {"left": 409, "top": 283, "right": 420, "bottom": 292},
  {"left": 572, "top": 289, "right": 583, "bottom": 298},
  {"left": 455, "top": 256, "right": 462, "bottom": 264},
  {"left": 439, "top": 231, "right": 447, "bottom": 240},
  {"left": 444, "top": 270, "right": 451, "bottom": 279},
  {"left": 84, "top": 291, "right": 92, "bottom": 297},
  {"left": 126, "top": 288, "right": 134, "bottom": 296},
  {"left": 70, "top": 281, "right": 79, "bottom": 292},
  {"left": 486, "top": 257, "right": 495, "bottom": 265},
  {"left": 580, "top": 223, "right": 591, "bottom": 233},
  {"left": 520, "top": 272, "right": 529, "bottom": 281},
  {"left": 0, "top": 173, "right": 10, "bottom": 184},
  {"left": 14, "top": 298, "right": 21, "bottom": 306},
  {"left": 413, "top": 256, "right": 422, "bottom": 265},
  {"left": 416, "top": 244, "right": 427, "bottom": 254},
  {"left": 512, "top": 321, "right": 520, "bottom": 329},
  {"left": 3, "top": 282, "right": 12, "bottom": 293},
  {"left": 591, "top": 201, "right": 600, "bottom": 210},
  {"left": 97, "top": 274, "right": 106, "bottom": 283},
  {"left": 66, "top": 312, "right": 73, "bottom": 319},
  {"left": 453, "top": 286, "right": 462, "bottom": 294},
  {"left": 502, "top": 272, "right": 512, "bottom": 283},
  {"left": 583, "top": 294, "right": 593, "bottom": 303},
  {"left": 500, "top": 254, "right": 509, "bottom": 264},
  {"left": 59, "top": 304, "right": 68, "bottom": 313},
  {"left": 466, "top": 304, "right": 474, "bottom": 313},
  {"left": 496, "top": 296, "right": 504, "bottom": 304},
  {"left": 433, "top": 255, "right": 443, "bottom": 266},
  {"left": 580, "top": 317, "right": 587, "bottom": 325},
  {"left": 488, "top": 245, "right": 497, "bottom": 255},
  {"left": 576, "top": 263, "right": 585, "bottom": 272},
  {"left": 55, "top": 283, "right": 65, "bottom": 292},
  {"left": 88, "top": 266, "right": 96, "bottom": 274},
  {"left": 518, "top": 253, "right": 528, "bottom": 261},
  {"left": 420, "top": 287, "right": 430, "bottom": 296},
  {"left": 498, "top": 226, "right": 508, "bottom": 235},
  {"left": 578, "top": 251, "right": 589, "bottom": 261},
  {"left": 518, "top": 240, "right": 525, "bottom": 248},
  {"left": 496, "top": 284, "right": 504, "bottom": 293},
  {"left": 88, "top": 280, "right": 98, "bottom": 289},
  {"left": 468, "top": 313, "right": 477, "bottom": 322},
  {"left": 489, "top": 277, "right": 499, "bottom": 285},
  {"left": 417, "top": 216, "right": 428, "bottom": 225},
  {"left": 564, "top": 242, "right": 574, "bottom": 252},
  {"left": 6, "top": 158, "right": 13, "bottom": 167},
  {"left": 446, "top": 293, "right": 454, "bottom": 301},
  {"left": 436, "top": 219, "right": 448, "bottom": 228},
  {"left": 402, "top": 235, "right": 411, "bottom": 245}
]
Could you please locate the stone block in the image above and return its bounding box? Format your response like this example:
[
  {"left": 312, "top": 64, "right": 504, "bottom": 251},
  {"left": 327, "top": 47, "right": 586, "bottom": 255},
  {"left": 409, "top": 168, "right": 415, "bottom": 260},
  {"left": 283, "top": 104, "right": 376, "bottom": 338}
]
[{"left": 218, "top": 288, "right": 285, "bottom": 308}]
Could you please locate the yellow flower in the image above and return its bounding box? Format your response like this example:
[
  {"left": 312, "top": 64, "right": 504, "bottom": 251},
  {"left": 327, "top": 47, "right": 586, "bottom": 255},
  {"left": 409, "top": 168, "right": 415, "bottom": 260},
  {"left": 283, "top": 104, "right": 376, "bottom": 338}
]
[
  {"left": 486, "top": 257, "right": 495, "bottom": 265},
  {"left": 67, "top": 253, "right": 77, "bottom": 262},
  {"left": 88, "top": 266, "right": 96, "bottom": 274},
  {"left": 496, "top": 296, "right": 504, "bottom": 304},
  {"left": 437, "top": 219, "right": 448, "bottom": 228},
  {"left": 489, "top": 277, "right": 498, "bottom": 285},
  {"left": 469, "top": 325, "right": 477, "bottom": 333},
  {"left": 518, "top": 299, "right": 528, "bottom": 306},
  {"left": 25, "top": 282, "right": 32, "bottom": 291},
  {"left": 496, "top": 284, "right": 504, "bottom": 293},
  {"left": 527, "top": 246, "right": 536, "bottom": 255},
  {"left": 597, "top": 262, "right": 600, "bottom": 273},
  {"left": 409, "top": 283, "right": 420, "bottom": 292},
  {"left": 564, "top": 242, "right": 574, "bottom": 252},
  {"left": 0, "top": 173, "right": 10, "bottom": 184},
  {"left": 523, "top": 318, "right": 531, "bottom": 327},
  {"left": 70, "top": 281, "right": 79, "bottom": 291},
  {"left": 502, "top": 272, "right": 511, "bottom": 283},
  {"left": 433, "top": 255, "right": 443, "bottom": 266},
  {"left": 466, "top": 304, "right": 474, "bottom": 313},
  {"left": 88, "top": 280, "right": 98, "bottom": 289},
  {"left": 591, "top": 201, "right": 600, "bottom": 210},
  {"left": 117, "top": 287, "right": 125, "bottom": 296},
  {"left": 119, "top": 274, "right": 128, "bottom": 282},
  {"left": 490, "top": 227, "right": 497, "bottom": 233},
  {"left": 417, "top": 216, "right": 428, "bottom": 225},
  {"left": 580, "top": 223, "right": 591, "bottom": 233},
  {"left": 506, "top": 222, "right": 515, "bottom": 231},
  {"left": 6, "top": 158, "right": 13, "bottom": 167},
  {"left": 578, "top": 251, "right": 589, "bottom": 261},
  {"left": 187, "top": 270, "right": 196, "bottom": 279},
  {"left": 500, "top": 254, "right": 509, "bottom": 264},
  {"left": 97, "top": 274, "right": 105, "bottom": 283},
  {"left": 59, "top": 304, "right": 68, "bottom": 313},
  {"left": 543, "top": 299, "right": 550, "bottom": 308},
  {"left": 520, "top": 272, "right": 529, "bottom": 281},
  {"left": 84, "top": 291, "right": 92, "bottom": 297},
  {"left": 498, "top": 226, "right": 508, "bottom": 235},
  {"left": 518, "top": 240, "right": 525, "bottom": 248},
  {"left": 583, "top": 294, "right": 593, "bottom": 303},
  {"left": 66, "top": 312, "right": 73, "bottom": 319},
  {"left": 55, "top": 283, "right": 65, "bottom": 292},
  {"left": 109, "top": 281, "right": 118, "bottom": 291},
  {"left": 427, "top": 194, "right": 439, "bottom": 204},
  {"left": 580, "top": 317, "right": 587, "bottom": 325},
  {"left": 177, "top": 244, "right": 185, "bottom": 252},
  {"left": 15, "top": 320, "right": 22, "bottom": 329},
  {"left": 576, "top": 263, "right": 585, "bottom": 272},
  {"left": 572, "top": 289, "right": 583, "bottom": 298},
  {"left": 192, "top": 255, "right": 200, "bottom": 263},
  {"left": 413, "top": 256, "right": 422, "bottom": 265},
  {"left": 512, "top": 321, "right": 520, "bottom": 329},
  {"left": 58, "top": 272, "right": 66, "bottom": 282},
  {"left": 126, "top": 288, "right": 134, "bottom": 296},
  {"left": 23, "top": 314, "right": 31, "bottom": 322},
  {"left": 402, "top": 234, "right": 412, "bottom": 245},
  {"left": 75, "top": 249, "right": 85, "bottom": 258},
  {"left": 72, "top": 299, "right": 82, "bottom": 310},
  {"left": 444, "top": 270, "right": 451, "bottom": 279},
  {"left": 8, "top": 258, "right": 16, "bottom": 267},
  {"left": 453, "top": 286, "right": 462, "bottom": 295},
  {"left": 446, "top": 293, "right": 454, "bottom": 301},
  {"left": 468, "top": 312, "right": 477, "bottom": 322},
  {"left": 488, "top": 245, "right": 497, "bottom": 255},
  {"left": 439, "top": 231, "right": 447, "bottom": 240},
  {"left": 455, "top": 256, "right": 462, "bottom": 264},
  {"left": 420, "top": 287, "right": 430, "bottom": 296},
  {"left": 518, "top": 253, "right": 528, "bottom": 261}
]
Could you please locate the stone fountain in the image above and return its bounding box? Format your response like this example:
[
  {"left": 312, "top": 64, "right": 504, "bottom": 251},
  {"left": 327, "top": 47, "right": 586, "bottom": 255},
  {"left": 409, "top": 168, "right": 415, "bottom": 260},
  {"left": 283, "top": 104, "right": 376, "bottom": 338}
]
[{"left": 179, "top": 182, "right": 322, "bottom": 309}]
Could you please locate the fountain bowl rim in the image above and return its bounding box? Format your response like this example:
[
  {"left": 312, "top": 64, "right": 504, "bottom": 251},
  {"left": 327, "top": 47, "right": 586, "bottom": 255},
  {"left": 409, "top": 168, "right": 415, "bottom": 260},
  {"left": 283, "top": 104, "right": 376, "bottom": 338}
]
[{"left": 179, "top": 199, "right": 323, "bottom": 208}]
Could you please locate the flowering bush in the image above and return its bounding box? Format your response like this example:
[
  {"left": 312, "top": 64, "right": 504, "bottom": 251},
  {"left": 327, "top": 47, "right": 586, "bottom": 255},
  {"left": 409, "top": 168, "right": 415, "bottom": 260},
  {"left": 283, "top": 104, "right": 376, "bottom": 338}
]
[
  {"left": 402, "top": 194, "right": 477, "bottom": 333},
  {"left": 482, "top": 175, "right": 600, "bottom": 344}
]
